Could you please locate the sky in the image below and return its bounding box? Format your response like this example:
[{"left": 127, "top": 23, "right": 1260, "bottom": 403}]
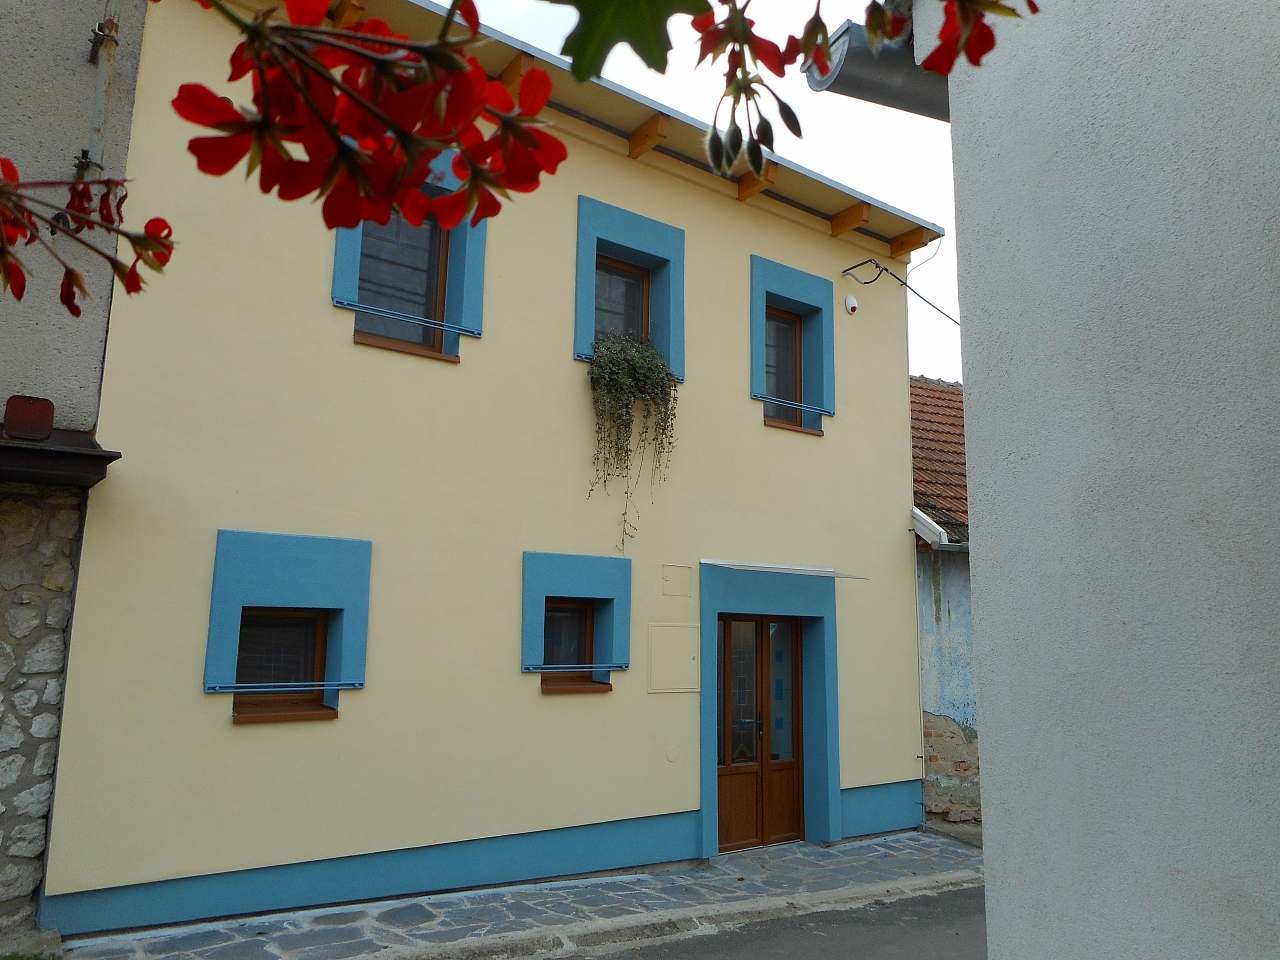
[{"left": 474, "top": 0, "right": 963, "bottom": 383}]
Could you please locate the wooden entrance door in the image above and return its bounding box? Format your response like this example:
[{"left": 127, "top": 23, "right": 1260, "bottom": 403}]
[{"left": 717, "top": 615, "right": 804, "bottom": 852}]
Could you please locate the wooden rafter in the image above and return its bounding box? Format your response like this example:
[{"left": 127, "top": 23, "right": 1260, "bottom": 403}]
[
  {"left": 500, "top": 53, "right": 535, "bottom": 96},
  {"left": 829, "top": 202, "right": 870, "bottom": 237},
  {"left": 627, "top": 113, "right": 670, "bottom": 159},
  {"left": 889, "top": 226, "right": 941, "bottom": 259},
  {"left": 736, "top": 163, "right": 777, "bottom": 201},
  {"left": 332, "top": 0, "right": 365, "bottom": 27}
]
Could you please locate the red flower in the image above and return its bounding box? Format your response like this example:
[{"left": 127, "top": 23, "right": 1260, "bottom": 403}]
[
  {"left": 921, "top": 0, "right": 997, "bottom": 75},
  {"left": 749, "top": 34, "right": 793, "bottom": 78},
  {"left": 284, "top": 0, "right": 328, "bottom": 26},
  {"left": 60, "top": 268, "right": 87, "bottom": 318},
  {"left": 144, "top": 217, "right": 174, "bottom": 267},
  {"left": 0, "top": 157, "right": 18, "bottom": 183},
  {"left": 519, "top": 68, "right": 552, "bottom": 117},
  {"left": 457, "top": 0, "right": 480, "bottom": 35},
  {"left": 1, "top": 256, "right": 26, "bottom": 302},
  {"left": 172, "top": 83, "right": 257, "bottom": 175}
]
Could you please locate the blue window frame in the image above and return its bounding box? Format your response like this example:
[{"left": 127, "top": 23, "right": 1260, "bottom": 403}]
[
  {"left": 521, "top": 552, "right": 632, "bottom": 682},
  {"left": 749, "top": 255, "right": 835, "bottom": 430},
  {"left": 205, "top": 530, "right": 372, "bottom": 708},
  {"left": 332, "top": 152, "right": 487, "bottom": 358},
  {"left": 574, "top": 197, "right": 685, "bottom": 380}
]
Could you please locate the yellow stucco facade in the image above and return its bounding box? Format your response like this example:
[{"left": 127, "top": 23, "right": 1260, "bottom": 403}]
[{"left": 43, "top": 0, "right": 925, "bottom": 920}]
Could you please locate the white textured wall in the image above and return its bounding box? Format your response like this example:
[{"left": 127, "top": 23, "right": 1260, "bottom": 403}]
[
  {"left": 0, "top": 0, "right": 149, "bottom": 431},
  {"left": 934, "top": 4, "right": 1280, "bottom": 958}
]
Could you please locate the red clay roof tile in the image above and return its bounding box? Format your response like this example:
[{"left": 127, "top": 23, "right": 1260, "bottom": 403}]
[{"left": 910, "top": 376, "right": 968, "bottom": 543}]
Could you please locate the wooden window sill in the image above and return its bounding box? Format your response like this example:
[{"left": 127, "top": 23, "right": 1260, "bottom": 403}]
[
  {"left": 540, "top": 681, "right": 613, "bottom": 695},
  {"left": 353, "top": 331, "right": 460, "bottom": 363},
  {"left": 764, "top": 417, "right": 824, "bottom": 437},
  {"left": 232, "top": 702, "right": 339, "bottom": 725}
]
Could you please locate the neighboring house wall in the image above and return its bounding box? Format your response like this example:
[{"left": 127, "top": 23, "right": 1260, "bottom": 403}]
[
  {"left": 40, "top": 0, "right": 927, "bottom": 933},
  {"left": 0, "top": 0, "right": 147, "bottom": 932},
  {"left": 916, "top": 547, "right": 977, "bottom": 820},
  {"left": 926, "top": 1, "right": 1280, "bottom": 957},
  {"left": 0, "top": 0, "right": 149, "bottom": 431}
]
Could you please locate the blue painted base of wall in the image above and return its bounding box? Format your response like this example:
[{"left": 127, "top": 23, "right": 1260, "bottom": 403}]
[
  {"left": 840, "top": 780, "right": 924, "bottom": 838},
  {"left": 38, "top": 812, "right": 700, "bottom": 936}
]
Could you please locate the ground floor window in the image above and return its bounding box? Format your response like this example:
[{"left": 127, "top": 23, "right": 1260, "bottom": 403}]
[
  {"left": 541, "top": 598, "right": 610, "bottom": 694},
  {"left": 232, "top": 608, "right": 336, "bottom": 724}
]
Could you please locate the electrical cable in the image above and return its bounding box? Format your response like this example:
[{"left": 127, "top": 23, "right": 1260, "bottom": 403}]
[
  {"left": 842, "top": 256, "right": 960, "bottom": 327},
  {"left": 906, "top": 236, "right": 943, "bottom": 277}
]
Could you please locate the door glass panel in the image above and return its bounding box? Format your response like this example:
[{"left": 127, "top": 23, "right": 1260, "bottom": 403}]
[
  {"left": 729, "top": 621, "right": 758, "bottom": 764},
  {"left": 768, "top": 621, "right": 796, "bottom": 761},
  {"left": 717, "top": 620, "right": 726, "bottom": 765}
]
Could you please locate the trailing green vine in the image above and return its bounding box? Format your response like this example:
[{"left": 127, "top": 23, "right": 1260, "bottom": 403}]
[{"left": 588, "top": 335, "right": 679, "bottom": 550}]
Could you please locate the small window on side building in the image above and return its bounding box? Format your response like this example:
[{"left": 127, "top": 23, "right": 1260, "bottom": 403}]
[
  {"left": 232, "top": 608, "right": 336, "bottom": 723},
  {"left": 542, "top": 597, "right": 611, "bottom": 694},
  {"left": 594, "top": 254, "right": 650, "bottom": 344}
]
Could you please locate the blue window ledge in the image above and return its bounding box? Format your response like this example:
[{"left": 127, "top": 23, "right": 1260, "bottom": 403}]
[
  {"left": 749, "top": 255, "right": 835, "bottom": 429},
  {"left": 332, "top": 151, "right": 487, "bottom": 356},
  {"left": 205, "top": 530, "right": 372, "bottom": 707},
  {"left": 521, "top": 552, "right": 632, "bottom": 681},
  {"left": 574, "top": 196, "right": 686, "bottom": 380}
]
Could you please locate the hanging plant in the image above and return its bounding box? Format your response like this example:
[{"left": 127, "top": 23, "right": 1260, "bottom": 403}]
[{"left": 588, "top": 334, "right": 679, "bottom": 550}]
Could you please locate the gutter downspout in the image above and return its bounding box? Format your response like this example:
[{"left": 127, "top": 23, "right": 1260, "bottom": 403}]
[
  {"left": 912, "top": 506, "right": 949, "bottom": 546},
  {"left": 805, "top": 21, "right": 949, "bottom": 123}
]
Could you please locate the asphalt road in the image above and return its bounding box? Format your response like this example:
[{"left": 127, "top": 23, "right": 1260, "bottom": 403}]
[{"left": 579, "top": 886, "right": 986, "bottom": 960}]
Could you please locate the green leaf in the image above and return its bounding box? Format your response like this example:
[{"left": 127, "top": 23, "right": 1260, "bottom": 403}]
[{"left": 548, "top": 0, "right": 713, "bottom": 80}]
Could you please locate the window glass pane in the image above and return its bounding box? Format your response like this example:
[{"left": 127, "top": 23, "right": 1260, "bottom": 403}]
[
  {"left": 236, "top": 612, "right": 317, "bottom": 685},
  {"left": 765, "top": 311, "right": 800, "bottom": 421},
  {"left": 544, "top": 602, "right": 590, "bottom": 665},
  {"left": 729, "top": 620, "right": 758, "bottom": 764},
  {"left": 356, "top": 210, "right": 446, "bottom": 346},
  {"left": 768, "top": 621, "right": 795, "bottom": 761},
  {"left": 595, "top": 259, "right": 646, "bottom": 342}
]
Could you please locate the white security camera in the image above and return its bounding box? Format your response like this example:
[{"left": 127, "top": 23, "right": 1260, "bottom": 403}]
[{"left": 844, "top": 294, "right": 859, "bottom": 315}]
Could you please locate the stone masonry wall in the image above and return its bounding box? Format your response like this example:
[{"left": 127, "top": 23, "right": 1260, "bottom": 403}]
[
  {"left": 923, "top": 711, "right": 980, "bottom": 821},
  {"left": 0, "top": 482, "right": 82, "bottom": 928}
]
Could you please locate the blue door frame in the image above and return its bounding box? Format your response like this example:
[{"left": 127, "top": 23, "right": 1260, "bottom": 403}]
[{"left": 698, "top": 563, "right": 841, "bottom": 858}]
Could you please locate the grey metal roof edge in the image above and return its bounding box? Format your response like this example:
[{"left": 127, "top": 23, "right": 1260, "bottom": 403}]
[{"left": 403, "top": 0, "right": 945, "bottom": 237}]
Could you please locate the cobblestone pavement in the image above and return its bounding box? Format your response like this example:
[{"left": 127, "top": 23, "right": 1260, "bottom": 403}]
[{"left": 66, "top": 832, "right": 982, "bottom": 960}]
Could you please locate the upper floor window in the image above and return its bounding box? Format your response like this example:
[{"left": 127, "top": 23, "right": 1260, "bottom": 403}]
[
  {"left": 355, "top": 204, "right": 450, "bottom": 357},
  {"left": 764, "top": 306, "right": 803, "bottom": 426},
  {"left": 331, "top": 151, "right": 488, "bottom": 361},
  {"left": 749, "top": 255, "right": 835, "bottom": 434},
  {"left": 573, "top": 197, "right": 685, "bottom": 379},
  {"left": 232, "top": 608, "right": 335, "bottom": 724},
  {"left": 595, "top": 254, "right": 650, "bottom": 343}
]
